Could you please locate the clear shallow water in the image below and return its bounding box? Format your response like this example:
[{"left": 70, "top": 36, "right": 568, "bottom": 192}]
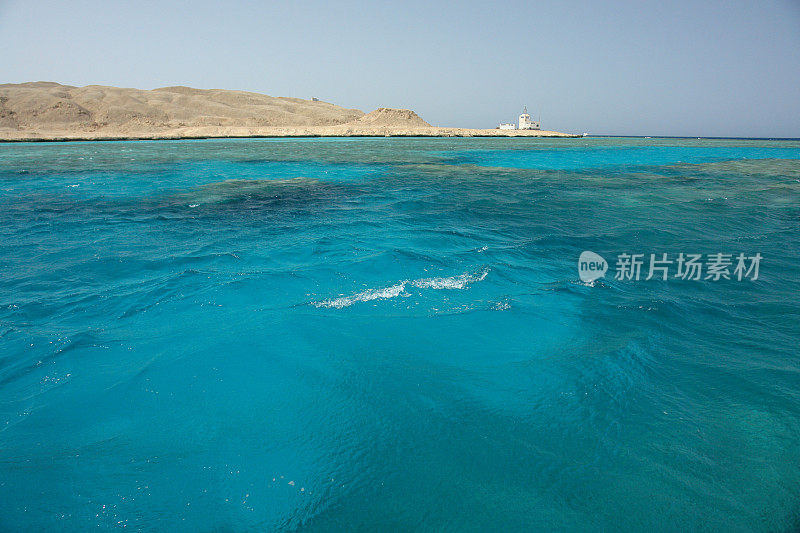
[{"left": 1, "top": 137, "right": 799, "bottom": 531}]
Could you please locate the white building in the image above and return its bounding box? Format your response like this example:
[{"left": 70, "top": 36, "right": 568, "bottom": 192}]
[
  {"left": 518, "top": 106, "right": 540, "bottom": 130},
  {"left": 498, "top": 106, "right": 541, "bottom": 130}
]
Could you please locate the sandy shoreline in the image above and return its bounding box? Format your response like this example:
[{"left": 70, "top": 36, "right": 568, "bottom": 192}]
[{"left": 0, "top": 128, "right": 579, "bottom": 142}]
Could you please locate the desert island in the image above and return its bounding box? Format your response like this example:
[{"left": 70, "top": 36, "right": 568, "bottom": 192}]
[{"left": 0, "top": 82, "right": 578, "bottom": 141}]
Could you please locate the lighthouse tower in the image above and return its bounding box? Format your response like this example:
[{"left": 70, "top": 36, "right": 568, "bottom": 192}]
[{"left": 518, "top": 106, "right": 541, "bottom": 130}]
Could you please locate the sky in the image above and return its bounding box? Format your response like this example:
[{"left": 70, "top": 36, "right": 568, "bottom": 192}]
[{"left": 1, "top": 0, "right": 799, "bottom": 137}]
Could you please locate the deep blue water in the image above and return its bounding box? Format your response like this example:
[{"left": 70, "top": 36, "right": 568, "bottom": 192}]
[{"left": 1, "top": 137, "right": 799, "bottom": 531}]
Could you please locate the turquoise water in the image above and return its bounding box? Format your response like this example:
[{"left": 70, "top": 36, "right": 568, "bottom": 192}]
[{"left": 1, "top": 137, "right": 799, "bottom": 531}]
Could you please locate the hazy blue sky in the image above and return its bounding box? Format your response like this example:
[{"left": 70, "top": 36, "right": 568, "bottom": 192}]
[{"left": 1, "top": 0, "right": 798, "bottom": 136}]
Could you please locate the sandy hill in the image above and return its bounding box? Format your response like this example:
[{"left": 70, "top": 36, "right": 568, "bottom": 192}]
[
  {"left": 353, "top": 108, "right": 430, "bottom": 128},
  {"left": 0, "top": 82, "right": 364, "bottom": 133},
  {"left": 0, "top": 82, "right": 576, "bottom": 140}
]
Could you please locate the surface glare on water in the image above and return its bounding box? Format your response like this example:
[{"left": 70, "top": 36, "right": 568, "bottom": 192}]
[{"left": 1, "top": 137, "right": 799, "bottom": 531}]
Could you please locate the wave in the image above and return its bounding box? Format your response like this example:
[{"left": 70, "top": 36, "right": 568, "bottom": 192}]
[
  {"left": 314, "top": 282, "right": 409, "bottom": 309},
  {"left": 411, "top": 268, "right": 489, "bottom": 290},
  {"left": 313, "top": 268, "right": 489, "bottom": 309}
]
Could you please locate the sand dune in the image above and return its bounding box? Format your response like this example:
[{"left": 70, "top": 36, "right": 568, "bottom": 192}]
[{"left": 0, "top": 82, "right": 576, "bottom": 140}]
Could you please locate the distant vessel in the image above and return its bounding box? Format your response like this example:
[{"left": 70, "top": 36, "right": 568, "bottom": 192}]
[{"left": 497, "top": 106, "right": 541, "bottom": 130}]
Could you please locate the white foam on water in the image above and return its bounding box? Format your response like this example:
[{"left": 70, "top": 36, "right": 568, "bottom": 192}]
[
  {"left": 411, "top": 268, "right": 489, "bottom": 290},
  {"left": 313, "top": 268, "right": 489, "bottom": 309},
  {"left": 314, "top": 282, "right": 409, "bottom": 309}
]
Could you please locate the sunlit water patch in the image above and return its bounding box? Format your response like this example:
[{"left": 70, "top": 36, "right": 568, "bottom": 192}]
[{"left": 436, "top": 138, "right": 800, "bottom": 170}]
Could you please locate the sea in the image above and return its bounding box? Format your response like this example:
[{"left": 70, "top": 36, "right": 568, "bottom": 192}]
[{"left": 1, "top": 136, "right": 799, "bottom": 531}]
